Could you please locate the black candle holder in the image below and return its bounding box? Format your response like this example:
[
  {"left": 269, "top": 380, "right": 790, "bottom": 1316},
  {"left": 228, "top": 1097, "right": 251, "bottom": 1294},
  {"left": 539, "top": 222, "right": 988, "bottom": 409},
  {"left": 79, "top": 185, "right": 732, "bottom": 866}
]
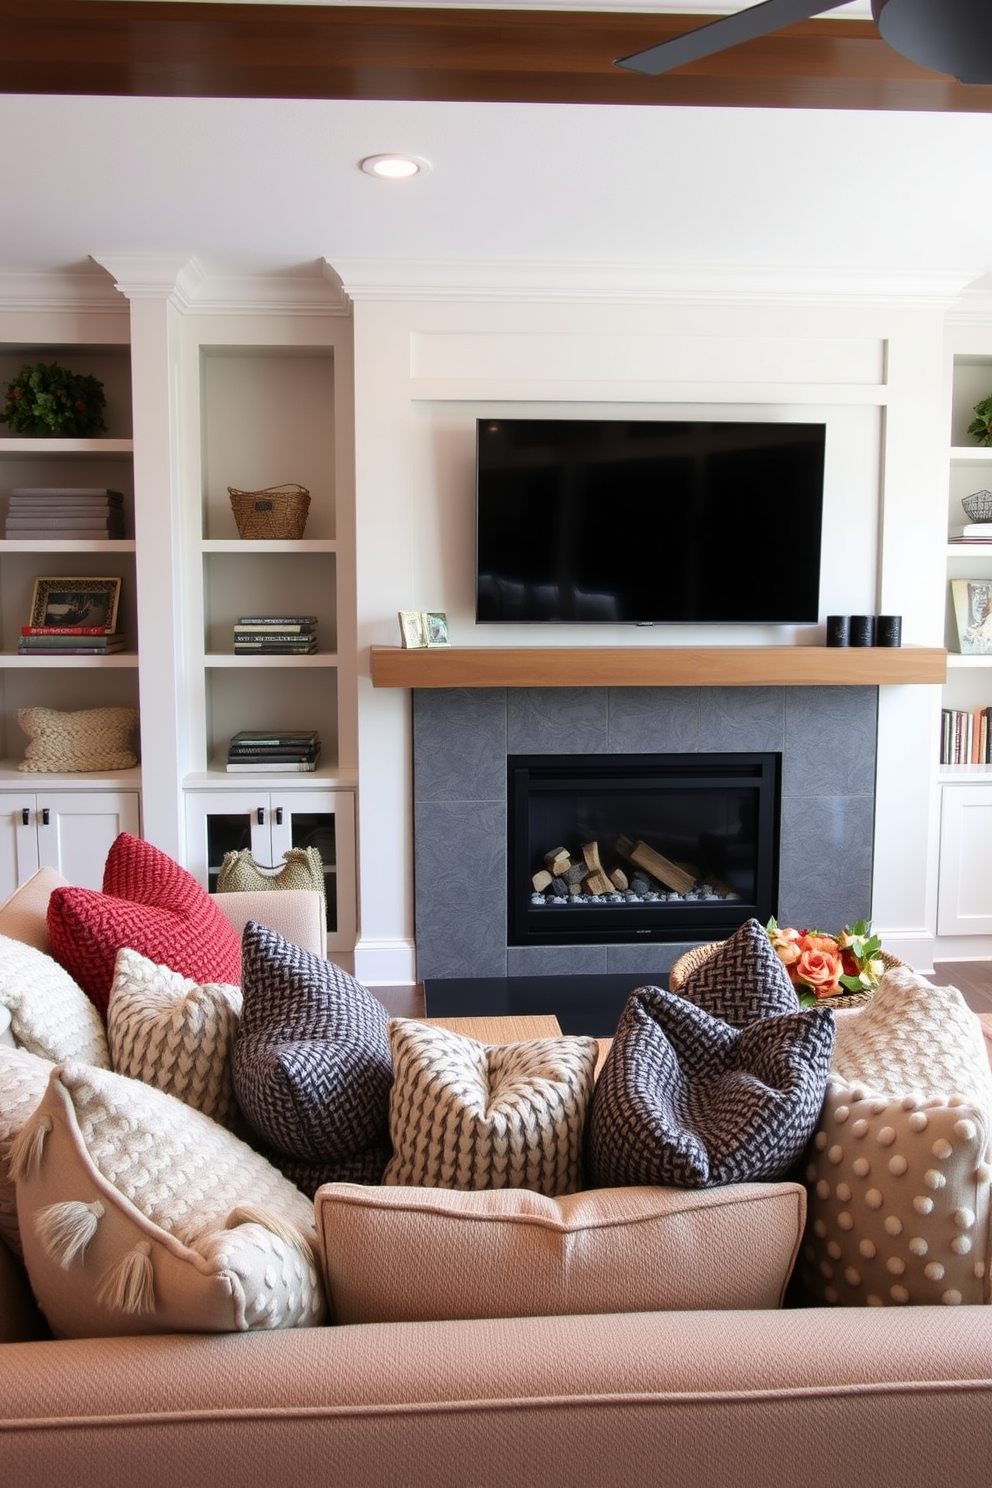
[{"left": 849, "top": 615, "right": 876, "bottom": 647}]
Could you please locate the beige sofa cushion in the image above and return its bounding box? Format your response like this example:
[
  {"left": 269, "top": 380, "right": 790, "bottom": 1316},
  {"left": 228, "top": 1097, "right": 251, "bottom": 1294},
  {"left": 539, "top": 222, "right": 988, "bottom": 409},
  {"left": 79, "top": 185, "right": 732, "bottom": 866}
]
[
  {"left": 13, "top": 1061, "right": 326, "bottom": 1337},
  {"left": 383, "top": 1018, "right": 599, "bottom": 1197},
  {"left": 0, "top": 866, "right": 68, "bottom": 954},
  {"left": 802, "top": 968, "right": 992, "bottom": 1306},
  {"left": 315, "top": 1180, "right": 807, "bottom": 1323},
  {"left": 107, "top": 947, "right": 242, "bottom": 1126}
]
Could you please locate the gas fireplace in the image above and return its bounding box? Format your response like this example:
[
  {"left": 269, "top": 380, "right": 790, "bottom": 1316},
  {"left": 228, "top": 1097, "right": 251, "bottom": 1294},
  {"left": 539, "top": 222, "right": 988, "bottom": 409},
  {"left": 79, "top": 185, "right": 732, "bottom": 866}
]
[{"left": 508, "top": 752, "right": 780, "bottom": 946}]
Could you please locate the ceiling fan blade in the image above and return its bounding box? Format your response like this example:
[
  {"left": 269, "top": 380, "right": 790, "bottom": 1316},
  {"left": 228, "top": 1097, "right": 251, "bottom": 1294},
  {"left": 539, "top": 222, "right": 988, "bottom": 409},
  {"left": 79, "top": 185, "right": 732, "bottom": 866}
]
[{"left": 615, "top": 0, "right": 853, "bottom": 75}]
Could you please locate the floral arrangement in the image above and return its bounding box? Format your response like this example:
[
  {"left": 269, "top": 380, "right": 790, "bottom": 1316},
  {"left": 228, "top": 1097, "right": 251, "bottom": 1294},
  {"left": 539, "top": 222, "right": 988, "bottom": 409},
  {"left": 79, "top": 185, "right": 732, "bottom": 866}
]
[
  {"left": 0, "top": 361, "right": 107, "bottom": 437},
  {"left": 766, "top": 917, "right": 884, "bottom": 1004}
]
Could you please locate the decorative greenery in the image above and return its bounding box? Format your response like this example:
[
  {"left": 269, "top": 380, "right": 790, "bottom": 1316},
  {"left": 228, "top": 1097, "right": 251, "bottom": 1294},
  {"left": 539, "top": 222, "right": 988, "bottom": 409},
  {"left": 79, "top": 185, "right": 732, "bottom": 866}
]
[
  {"left": 968, "top": 395, "right": 992, "bottom": 448},
  {"left": 766, "top": 916, "right": 884, "bottom": 1006},
  {"left": 0, "top": 361, "right": 107, "bottom": 437}
]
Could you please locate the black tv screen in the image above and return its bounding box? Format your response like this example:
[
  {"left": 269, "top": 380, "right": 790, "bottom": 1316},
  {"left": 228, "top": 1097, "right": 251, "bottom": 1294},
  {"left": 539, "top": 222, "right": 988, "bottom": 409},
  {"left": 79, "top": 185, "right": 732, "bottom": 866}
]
[{"left": 475, "top": 418, "right": 826, "bottom": 625}]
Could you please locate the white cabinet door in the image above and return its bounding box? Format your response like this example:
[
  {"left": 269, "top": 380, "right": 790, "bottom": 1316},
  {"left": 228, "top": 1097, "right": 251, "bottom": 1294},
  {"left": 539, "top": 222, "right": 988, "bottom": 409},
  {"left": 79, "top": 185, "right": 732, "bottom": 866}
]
[
  {"left": 938, "top": 783, "right": 992, "bottom": 935},
  {"left": 36, "top": 792, "right": 141, "bottom": 891},
  {"left": 184, "top": 789, "right": 356, "bottom": 954},
  {"left": 0, "top": 790, "right": 141, "bottom": 901}
]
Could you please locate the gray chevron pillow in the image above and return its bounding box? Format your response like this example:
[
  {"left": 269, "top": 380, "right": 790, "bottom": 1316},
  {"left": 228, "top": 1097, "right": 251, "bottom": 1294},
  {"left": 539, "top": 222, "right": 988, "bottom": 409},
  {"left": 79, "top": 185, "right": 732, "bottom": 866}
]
[
  {"left": 588, "top": 919, "right": 836, "bottom": 1189},
  {"left": 232, "top": 922, "right": 393, "bottom": 1189},
  {"left": 383, "top": 1019, "right": 599, "bottom": 1197}
]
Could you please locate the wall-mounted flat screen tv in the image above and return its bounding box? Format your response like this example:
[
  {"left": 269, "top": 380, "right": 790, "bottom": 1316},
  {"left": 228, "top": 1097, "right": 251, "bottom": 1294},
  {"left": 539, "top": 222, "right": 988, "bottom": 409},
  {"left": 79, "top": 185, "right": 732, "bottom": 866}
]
[{"left": 475, "top": 418, "right": 826, "bottom": 624}]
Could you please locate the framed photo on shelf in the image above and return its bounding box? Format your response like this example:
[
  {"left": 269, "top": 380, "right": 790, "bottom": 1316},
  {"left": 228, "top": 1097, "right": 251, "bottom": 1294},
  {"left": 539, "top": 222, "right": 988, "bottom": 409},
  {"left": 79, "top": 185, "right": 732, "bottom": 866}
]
[
  {"left": 424, "top": 611, "right": 450, "bottom": 647},
  {"left": 398, "top": 610, "right": 427, "bottom": 649},
  {"left": 29, "top": 577, "right": 122, "bottom": 632},
  {"left": 951, "top": 577, "right": 992, "bottom": 655}
]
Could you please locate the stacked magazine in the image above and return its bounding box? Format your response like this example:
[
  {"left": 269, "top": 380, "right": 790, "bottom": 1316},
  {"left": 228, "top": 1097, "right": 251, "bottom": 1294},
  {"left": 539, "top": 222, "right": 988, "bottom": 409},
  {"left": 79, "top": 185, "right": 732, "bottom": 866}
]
[
  {"left": 6, "top": 488, "right": 125, "bottom": 539},
  {"left": 232, "top": 615, "right": 317, "bottom": 655},
  {"left": 226, "top": 729, "right": 321, "bottom": 773}
]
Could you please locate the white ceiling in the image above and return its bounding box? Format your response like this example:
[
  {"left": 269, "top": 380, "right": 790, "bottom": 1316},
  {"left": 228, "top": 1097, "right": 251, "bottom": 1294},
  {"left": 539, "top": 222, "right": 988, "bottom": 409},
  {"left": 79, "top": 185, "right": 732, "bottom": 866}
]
[{"left": 2, "top": 1, "right": 991, "bottom": 301}]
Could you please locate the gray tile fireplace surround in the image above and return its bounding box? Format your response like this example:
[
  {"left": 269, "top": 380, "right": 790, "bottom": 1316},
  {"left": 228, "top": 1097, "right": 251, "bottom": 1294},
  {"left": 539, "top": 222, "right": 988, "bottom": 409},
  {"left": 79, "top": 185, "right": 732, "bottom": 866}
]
[{"left": 413, "top": 684, "right": 878, "bottom": 983}]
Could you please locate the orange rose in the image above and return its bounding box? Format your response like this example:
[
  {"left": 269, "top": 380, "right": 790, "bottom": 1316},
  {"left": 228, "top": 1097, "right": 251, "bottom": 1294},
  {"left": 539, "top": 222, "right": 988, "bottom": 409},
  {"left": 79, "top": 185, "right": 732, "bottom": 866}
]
[
  {"left": 768, "top": 925, "right": 802, "bottom": 968},
  {"left": 793, "top": 945, "right": 842, "bottom": 997}
]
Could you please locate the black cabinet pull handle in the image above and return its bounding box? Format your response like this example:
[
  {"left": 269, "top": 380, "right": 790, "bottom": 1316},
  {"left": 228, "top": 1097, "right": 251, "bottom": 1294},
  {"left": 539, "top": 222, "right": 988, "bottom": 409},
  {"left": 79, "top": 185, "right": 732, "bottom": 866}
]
[
  {"left": 21, "top": 808, "right": 29, "bottom": 826},
  {"left": 257, "top": 807, "right": 265, "bottom": 825},
  {"left": 41, "top": 808, "right": 50, "bottom": 826},
  {"left": 275, "top": 807, "right": 283, "bottom": 825}
]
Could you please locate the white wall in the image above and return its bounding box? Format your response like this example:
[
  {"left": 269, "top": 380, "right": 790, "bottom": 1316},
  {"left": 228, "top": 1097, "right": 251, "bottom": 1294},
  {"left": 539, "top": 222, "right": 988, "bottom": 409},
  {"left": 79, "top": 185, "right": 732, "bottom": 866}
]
[{"left": 348, "top": 293, "right": 950, "bottom": 984}]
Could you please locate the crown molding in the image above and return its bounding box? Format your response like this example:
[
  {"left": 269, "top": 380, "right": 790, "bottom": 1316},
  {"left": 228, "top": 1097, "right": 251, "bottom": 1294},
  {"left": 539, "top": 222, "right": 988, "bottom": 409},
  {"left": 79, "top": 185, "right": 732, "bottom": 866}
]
[
  {"left": 331, "top": 258, "right": 979, "bottom": 309},
  {"left": 89, "top": 256, "right": 351, "bottom": 315},
  {"left": 0, "top": 269, "right": 128, "bottom": 315}
]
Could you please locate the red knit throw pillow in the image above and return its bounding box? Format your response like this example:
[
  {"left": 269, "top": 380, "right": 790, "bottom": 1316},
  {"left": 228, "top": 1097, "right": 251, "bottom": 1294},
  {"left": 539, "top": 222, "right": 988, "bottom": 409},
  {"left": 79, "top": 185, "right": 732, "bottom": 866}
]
[{"left": 46, "top": 834, "right": 242, "bottom": 1021}]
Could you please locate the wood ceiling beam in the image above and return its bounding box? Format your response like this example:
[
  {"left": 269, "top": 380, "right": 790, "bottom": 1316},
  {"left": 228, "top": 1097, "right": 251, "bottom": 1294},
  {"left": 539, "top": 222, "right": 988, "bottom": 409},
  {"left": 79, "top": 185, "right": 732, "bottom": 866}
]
[{"left": 1, "top": 1, "right": 990, "bottom": 112}]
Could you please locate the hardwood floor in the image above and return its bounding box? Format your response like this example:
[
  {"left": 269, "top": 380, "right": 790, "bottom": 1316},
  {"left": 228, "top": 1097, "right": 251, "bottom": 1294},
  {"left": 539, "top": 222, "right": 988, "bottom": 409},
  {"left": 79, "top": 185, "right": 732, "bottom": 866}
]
[
  {"left": 933, "top": 961, "right": 992, "bottom": 1016},
  {"left": 374, "top": 962, "right": 992, "bottom": 1023}
]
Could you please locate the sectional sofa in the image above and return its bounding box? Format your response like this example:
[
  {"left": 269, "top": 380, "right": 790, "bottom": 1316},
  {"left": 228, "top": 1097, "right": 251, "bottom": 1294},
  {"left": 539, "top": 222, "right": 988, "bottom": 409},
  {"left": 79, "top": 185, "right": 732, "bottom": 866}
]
[{"left": 2, "top": 869, "right": 992, "bottom": 1488}]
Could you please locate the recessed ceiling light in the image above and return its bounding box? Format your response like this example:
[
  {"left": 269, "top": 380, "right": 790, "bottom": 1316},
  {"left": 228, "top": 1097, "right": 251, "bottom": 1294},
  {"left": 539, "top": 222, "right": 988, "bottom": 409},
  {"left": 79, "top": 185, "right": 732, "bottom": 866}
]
[{"left": 360, "top": 154, "right": 429, "bottom": 180}]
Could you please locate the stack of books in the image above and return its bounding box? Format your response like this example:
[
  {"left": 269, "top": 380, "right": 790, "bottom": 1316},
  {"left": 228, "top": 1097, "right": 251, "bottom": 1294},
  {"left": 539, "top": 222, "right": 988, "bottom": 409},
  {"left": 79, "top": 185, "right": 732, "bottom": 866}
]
[
  {"left": 17, "top": 626, "right": 124, "bottom": 656},
  {"left": 941, "top": 705, "right": 992, "bottom": 765},
  {"left": 6, "top": 488, "right": 126, "bottom": 540},
  {"left": 232, "top": 615, "right": 317, "bottom": 655},
  {"left": 226, "top": 729, "right": 321, "bottom": 773},
  {"left": 949, "top": 522, "right": 992, "bottom": 544}
]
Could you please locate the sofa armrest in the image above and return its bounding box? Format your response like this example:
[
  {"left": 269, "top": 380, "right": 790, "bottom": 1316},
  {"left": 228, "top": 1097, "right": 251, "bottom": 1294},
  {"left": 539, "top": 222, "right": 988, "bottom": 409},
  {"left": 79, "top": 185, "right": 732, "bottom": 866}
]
[{"left": 210, "top": 890, "right": 327, "bottom": 958}]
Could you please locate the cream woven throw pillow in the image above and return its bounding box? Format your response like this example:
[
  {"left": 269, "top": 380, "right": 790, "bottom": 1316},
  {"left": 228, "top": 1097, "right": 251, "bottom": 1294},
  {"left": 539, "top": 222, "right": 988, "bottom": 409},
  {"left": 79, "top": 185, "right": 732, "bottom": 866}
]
[
  {"left": 802, "top": 968, "right": 992, "bottom": 1307},
  {"left": 107, "top": 947, "right": 242, "bottom": 1127},
  {"left": 0, "top": 932, "right": 110, "bottom": 1067},
  {"left": 12, "top": 1061, "right": 326, "bottom": 1337},
  {"left": 17, "top": 706, "right": 138, "bottom": 772},
  {"left": 383, "top": 1019, "right": 599, "bottom": 1197}
]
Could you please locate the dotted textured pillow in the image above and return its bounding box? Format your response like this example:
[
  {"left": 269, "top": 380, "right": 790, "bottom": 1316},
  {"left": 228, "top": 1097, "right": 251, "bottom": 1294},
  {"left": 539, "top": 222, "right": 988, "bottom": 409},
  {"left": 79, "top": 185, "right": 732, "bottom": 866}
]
[
  {"left": 315, "top": 1180, "right": 808, "bottom": 1324},
  {"left": 11, "top": 1061, "right": 326, "bottom": 1337},
  {"left": 802, "top": 968, "right": 992, "bottom": 1308},
  {"left": 232, "top": 921, "right": 393, "bottom": 1196},
  {"left": 0, "top": 1043, "right": 53, "bottom": 1258},
  {"left": 588, "top": 921, "right": 836, "bottom": 1189},
  {"left": 383, "top": 1019, "right": 599, "bottom": 1197},
  {"left": 107, "top": 947, "right": 242, "bottom": 1127},
  {"left": 0, "top": 932, "right": 110, "bottom": 1068},
  {"left": 47, "top": 833, "right": 242, "bottom": 1021},
  {"left": 17, "top": 706, "right": 138, "bottom": 773}
]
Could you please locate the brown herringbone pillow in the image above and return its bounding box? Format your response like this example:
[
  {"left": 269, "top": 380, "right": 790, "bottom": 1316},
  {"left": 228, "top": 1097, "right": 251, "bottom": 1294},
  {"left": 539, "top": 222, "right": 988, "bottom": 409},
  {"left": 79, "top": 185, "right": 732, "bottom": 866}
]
[
  {"left": 382, "top": 1019, "right": 598, "bottom": 1198},
  {"left": 107, "top": 946, "right": 242, "bottom": 1127}
]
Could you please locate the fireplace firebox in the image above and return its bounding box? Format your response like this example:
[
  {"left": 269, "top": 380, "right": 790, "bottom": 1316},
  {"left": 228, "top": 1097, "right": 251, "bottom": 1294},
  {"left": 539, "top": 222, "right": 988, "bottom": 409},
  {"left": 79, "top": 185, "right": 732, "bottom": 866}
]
[{"left": 508, "top": 752, "right": 780, "bottom": 946}]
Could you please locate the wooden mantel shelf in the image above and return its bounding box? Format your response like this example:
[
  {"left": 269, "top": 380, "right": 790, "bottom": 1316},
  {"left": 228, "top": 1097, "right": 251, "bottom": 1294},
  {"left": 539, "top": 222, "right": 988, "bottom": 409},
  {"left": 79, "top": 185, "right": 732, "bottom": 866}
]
[{"left": 370, "top": 645, "right": 947, "bottom": 690}]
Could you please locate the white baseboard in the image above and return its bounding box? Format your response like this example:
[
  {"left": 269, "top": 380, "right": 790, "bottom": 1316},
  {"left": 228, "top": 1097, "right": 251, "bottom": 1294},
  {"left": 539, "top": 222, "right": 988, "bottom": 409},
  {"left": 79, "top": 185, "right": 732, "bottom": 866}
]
[
  {"left": 876, "top": 929, "right": 936, "bottom": 976},
  {"left": 353, "top": 937, "right": 417, "bottom": 987}
]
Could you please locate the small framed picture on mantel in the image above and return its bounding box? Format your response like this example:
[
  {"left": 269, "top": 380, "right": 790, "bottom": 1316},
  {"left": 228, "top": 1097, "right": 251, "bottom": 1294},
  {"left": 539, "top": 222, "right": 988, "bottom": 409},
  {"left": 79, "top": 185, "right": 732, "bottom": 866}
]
[
  {"left": 398, "top": 610, "right": 427, "bottom": 649},
  {"left": 424, "top": 612, "right": 450, "bottom": 647}
]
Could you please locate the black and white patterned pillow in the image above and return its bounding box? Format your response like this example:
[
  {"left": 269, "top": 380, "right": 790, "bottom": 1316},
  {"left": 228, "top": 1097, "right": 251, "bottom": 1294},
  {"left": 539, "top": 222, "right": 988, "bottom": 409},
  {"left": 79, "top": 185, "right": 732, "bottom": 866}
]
[
  {"left": 681, "top": 917, "right": 802, "bottom": 1026},
  {"left": 588, "top": 921, "right": 836, "bottom": 1189},
  {"left": 232, "top": 922, "right": 393, "bottom": 1181}
]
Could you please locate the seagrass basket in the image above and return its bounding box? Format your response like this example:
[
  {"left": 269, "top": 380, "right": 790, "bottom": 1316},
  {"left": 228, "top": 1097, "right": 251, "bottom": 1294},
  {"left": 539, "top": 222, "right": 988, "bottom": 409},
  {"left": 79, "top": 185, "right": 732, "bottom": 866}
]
[
  {"left": 668, "top": 941, "right": 907, "bottom": 1009},
  {"left": 228, "top": 483, "right": 310, "bottom": 540}
]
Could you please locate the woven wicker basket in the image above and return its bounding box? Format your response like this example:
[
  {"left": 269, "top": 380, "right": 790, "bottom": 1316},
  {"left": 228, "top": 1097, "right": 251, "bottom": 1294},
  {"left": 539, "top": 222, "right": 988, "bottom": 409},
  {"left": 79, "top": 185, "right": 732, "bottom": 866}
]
[
  {"left": 668, "top": 941, "right": 906, "bottom": 1009},
  {"left": 228, "top": 483, "right": 310, "bottom": 540}
]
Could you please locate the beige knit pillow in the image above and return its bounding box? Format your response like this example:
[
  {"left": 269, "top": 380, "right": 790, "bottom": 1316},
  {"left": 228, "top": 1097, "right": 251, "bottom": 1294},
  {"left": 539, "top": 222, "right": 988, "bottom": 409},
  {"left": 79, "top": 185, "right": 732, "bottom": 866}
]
[
  {"left": 0, "top": 1043, "right": 53, "bottom": 1258},
  {"left": 315, "top": 1180, "right": 807, "bottom": 1324},
  {"left": 383, "top": 1019, "right": 598, "bottom": 1197},
  {"left": 0, "top": 933, "right": 110, "bottom": 1068},
  {"left": 17, "top": 706, "right": 138, "bottom": 772},
  {"left": 12, "top": 1061, "right": 326, "bottom": 1337},
  {"left": 802, "top": 968, "right": 992, "bottom": 1307},
  {"left": 107, "top": 947, "right": 242, "bottom": 1127}
]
